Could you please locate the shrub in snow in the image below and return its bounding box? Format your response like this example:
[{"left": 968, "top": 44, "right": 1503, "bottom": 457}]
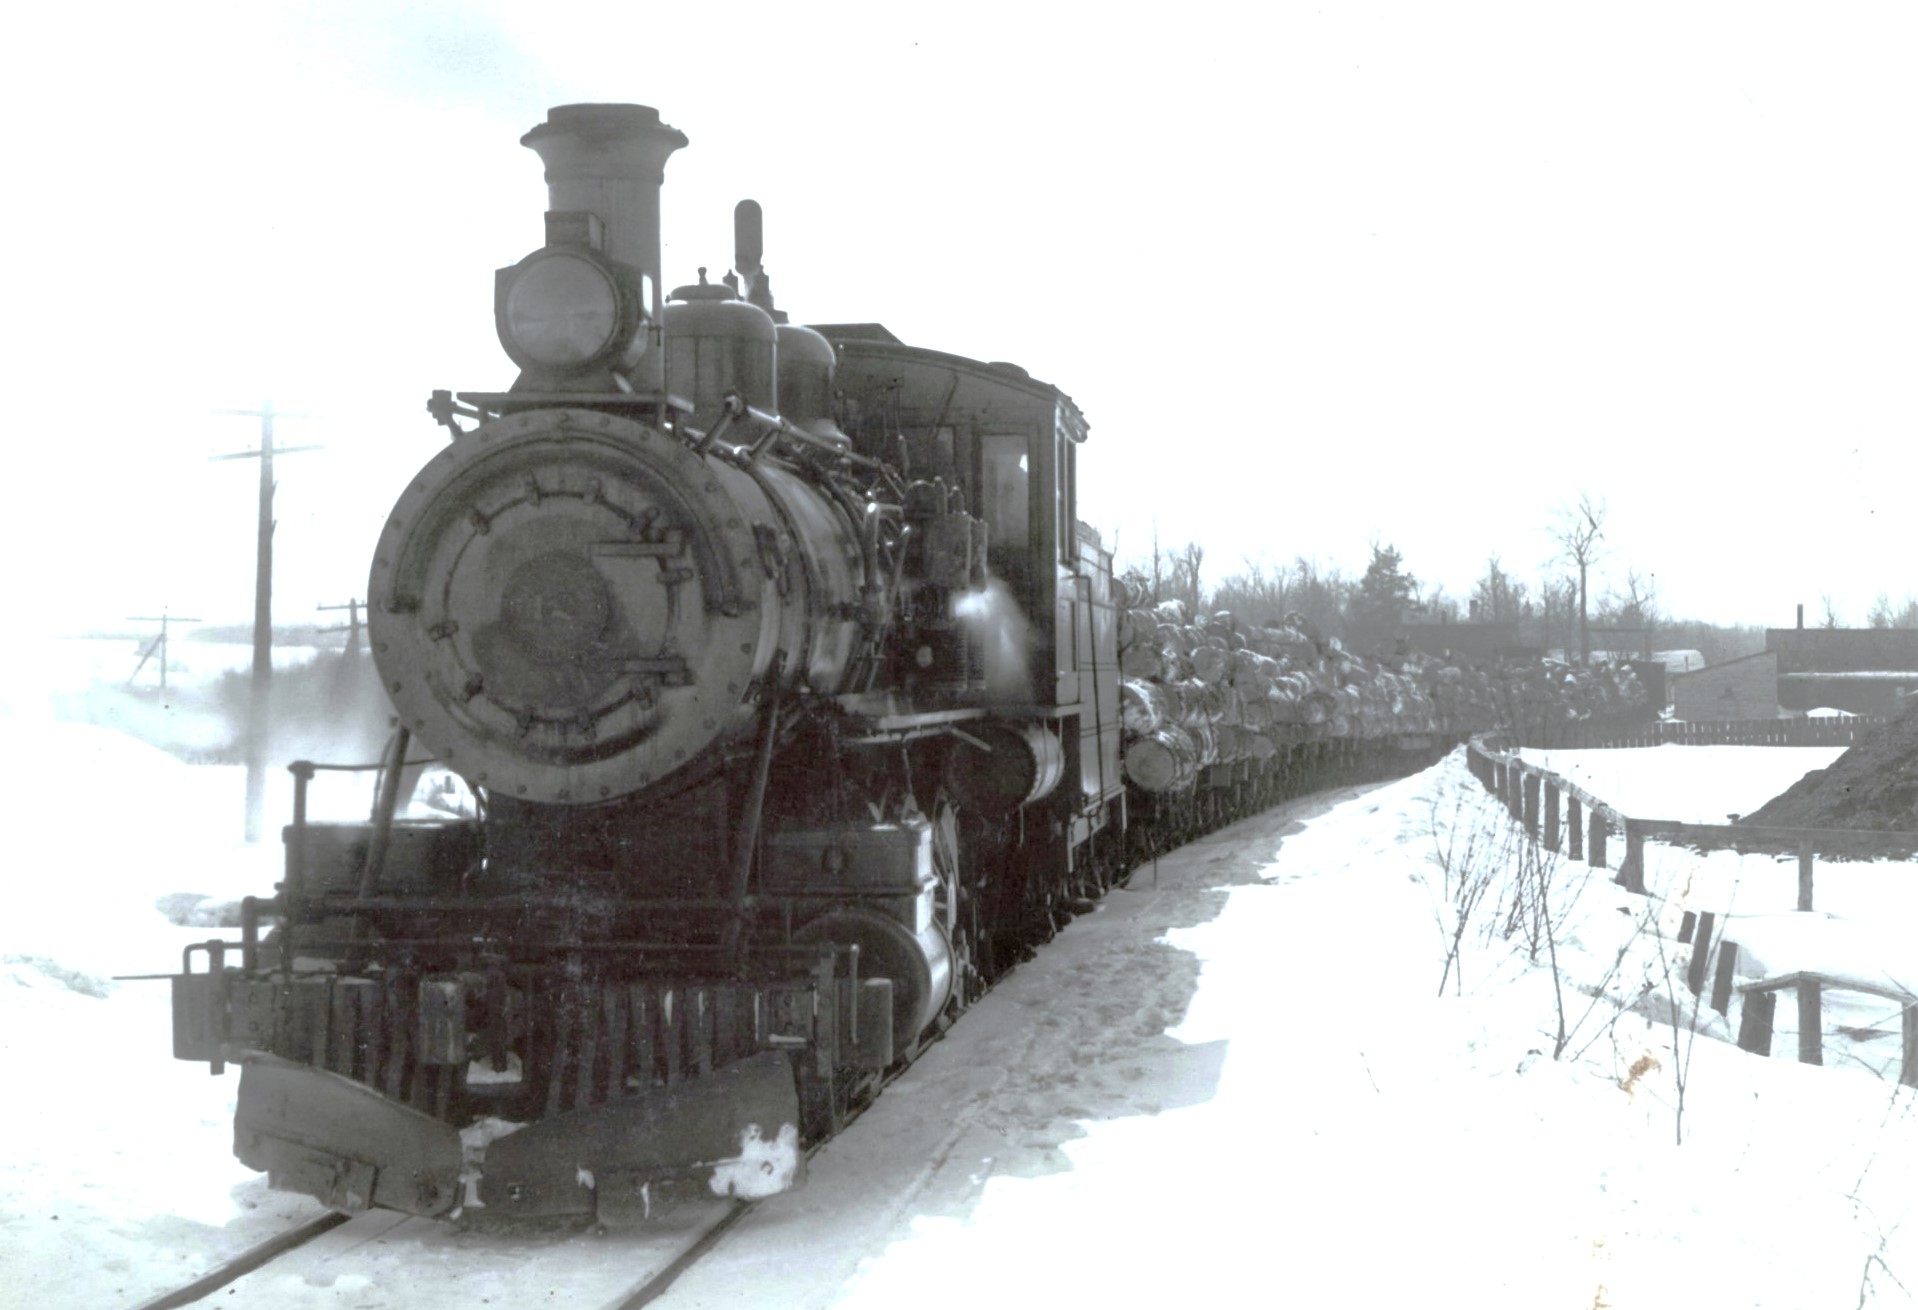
[{"left": 154, "top": 892, "right": 244, "bottom": 928}]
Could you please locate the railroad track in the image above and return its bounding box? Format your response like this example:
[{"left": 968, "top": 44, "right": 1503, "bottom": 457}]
[
  {"left": 124, "top": 1200, "right": 740, "bottom": 1310},
  {"left": 127, "top": 1211, "right": 352, "bottom": 1309},
  {"left": 127, "top": 1043, "right": 922, "bottom": 1310}
]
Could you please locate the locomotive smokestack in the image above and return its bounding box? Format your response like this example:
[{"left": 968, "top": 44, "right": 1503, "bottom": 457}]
[{"left": 521, "top": 104, "right": 687, "bottom": 315}]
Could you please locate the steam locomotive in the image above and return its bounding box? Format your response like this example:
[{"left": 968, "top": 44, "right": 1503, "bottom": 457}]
[{"left": 167, "top": 103, "right": 1444, "bottom": 1224}]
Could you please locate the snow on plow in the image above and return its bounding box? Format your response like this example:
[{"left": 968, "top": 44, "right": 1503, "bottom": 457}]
[
  {"left": 234, "top": 1049, "right": 804, "bottom": 1224},
  {"left": 475, "top": 1050, "right": 806, "bottom": 1222}
]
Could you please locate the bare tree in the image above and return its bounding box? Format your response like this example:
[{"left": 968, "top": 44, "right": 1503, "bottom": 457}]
[
  {"left": 1615, "top": 567, "right": 1659, "bottom": 629},
  {"left": 1552, "top": 493, "right": 1608, "bottom": 666},
  {"left": 1820, "top": 592, "right": 1843, "bottom": 629},
  {"left": 1529, "top": 572, "right": 1578, "bottom": 658},
  {"left": 1171, "top": 541, "right": 1205, "bottom": 618},
  {"left": 1471, "top": 555, "right": 1529, "bottom": 624},
  {"left": 1212, "top": 555, "right": 1353, "bottom": 636}
]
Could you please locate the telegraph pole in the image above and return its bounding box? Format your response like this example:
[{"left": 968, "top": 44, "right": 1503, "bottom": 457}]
[
  {"left": 127, "top": 610, "right": 201, "bottom": 690},
  {"left": 212, "top": 402, "right": 320, "bottom": 841},
  {"left": 318, "top": 599, "right": 365, "bottom": 656}
]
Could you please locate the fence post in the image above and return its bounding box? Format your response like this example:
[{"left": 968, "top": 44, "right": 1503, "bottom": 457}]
[
  {"left": 1798, "top": 979, "right": 1822, "bottom": 1066},
  {"left": 1543, "top": 782, "right": 1561, "bottom": 853},
  {"left": 1738, "top": 990, "right": 1775, "bottom": 1055},
  {"left": 1507, "top": 765, "right": 1523, "bottom": 819},
  {"left": 1619, "top": 820, "right": 1645, "bottom": 894},
  {"left": 1797, "top": 839, "right": 1815, "bottom": 913},
  {"left": 1568, "top": 795, "right": 1584, "bottom": 862},
  {"left": 1521, "top": 773, "right": 1540, "bottom": 841},
  {"left": 1677, "top": 910, "right": 1696, "bottom": 943},
  {"left": 1686, "top": 911, "right": 1716, "bottom": 996},
  {"left": 1710, "top": 941, "right": 1738, "bottom": 1015},
  {"left": 1588, "top": 809, "right": 1608, "bottom": 870},
  {"left": 1904, "top": 1006, "right": 1918, "bottom": 1090}
]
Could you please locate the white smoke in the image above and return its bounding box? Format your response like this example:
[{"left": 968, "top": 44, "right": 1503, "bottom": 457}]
[{"left": 954, "top": 578, "right": 1034, "bottom": 704}]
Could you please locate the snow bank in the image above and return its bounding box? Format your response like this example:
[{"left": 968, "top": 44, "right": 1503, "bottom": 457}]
[{"left": 820, "top": 752, "right": 1918, "bottom": 1310}]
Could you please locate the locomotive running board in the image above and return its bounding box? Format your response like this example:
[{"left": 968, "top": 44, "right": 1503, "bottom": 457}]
[
  {"left": 235, "top": 1054, "right": 463, "bottom": 1218},
  {"left": 477, "top": 1050, "right": 806, "bottom": 1224}
]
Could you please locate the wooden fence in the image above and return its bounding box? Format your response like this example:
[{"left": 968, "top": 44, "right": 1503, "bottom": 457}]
[
  {"left": 1512, "top": 716, "right": 1889, "bottom": 751},
  {"left": 1465, "top": 734, "right": 1918, "bottom": 1081}
]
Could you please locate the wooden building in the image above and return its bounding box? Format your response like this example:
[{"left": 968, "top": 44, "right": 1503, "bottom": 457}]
[
  {"left": 1766, "top": 627, "right": 1918, "bottom": 715},
  {"left": 1672, "top": 651, "right": 1780, "bottom": 722}
]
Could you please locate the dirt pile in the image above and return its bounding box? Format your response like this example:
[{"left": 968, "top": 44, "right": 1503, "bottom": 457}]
[{"left": 1743, "top": 701, "right": 1918, "bottom": 831}]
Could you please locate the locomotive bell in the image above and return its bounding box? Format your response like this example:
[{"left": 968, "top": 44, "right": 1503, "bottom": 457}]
[{"left": 662, "top": 272, "right": 777, "bottom": 433}]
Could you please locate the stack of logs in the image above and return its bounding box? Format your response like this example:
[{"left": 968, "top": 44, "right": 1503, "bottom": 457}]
[
  {"left": 1115, "top": 577, "right": 1651, "bottom": 794},
  {"left": 1117, "top": 583, "right": 1441, "bottom": 793}
]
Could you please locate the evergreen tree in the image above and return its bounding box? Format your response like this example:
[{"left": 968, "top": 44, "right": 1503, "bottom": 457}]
[{"left": 1346, "top": 542, "right": 1417, "bottom": 651}]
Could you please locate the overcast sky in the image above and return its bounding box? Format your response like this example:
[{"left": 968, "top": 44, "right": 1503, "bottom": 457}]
[{"left": 6, "top": 2, "right": 1912, "bottom": 635}]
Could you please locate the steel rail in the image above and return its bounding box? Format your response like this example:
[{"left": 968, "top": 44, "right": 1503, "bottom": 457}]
[
  {"left": 600, "top": 1000, "right": 944, "bottom": 1310},
  {"left": 126, "top": 1211, "right": 352, "bottom": 1310}
]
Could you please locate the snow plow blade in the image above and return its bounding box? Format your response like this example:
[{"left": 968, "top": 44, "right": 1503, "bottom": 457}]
[
  {"left": 478, "top": 1050, "right": 806, "bottom": 1223},
  {"left": 234, "top": 1055, "right": 463, "bottom": 1218}
]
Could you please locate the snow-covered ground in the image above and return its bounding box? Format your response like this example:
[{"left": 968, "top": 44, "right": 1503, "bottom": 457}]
[{"left": 5, "top": 719, "right": 1918, "bottom": 1309}]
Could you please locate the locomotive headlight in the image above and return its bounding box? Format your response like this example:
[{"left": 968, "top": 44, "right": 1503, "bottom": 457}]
[{"left": 501, "top": 251, "right": 621, "bottom": 367}]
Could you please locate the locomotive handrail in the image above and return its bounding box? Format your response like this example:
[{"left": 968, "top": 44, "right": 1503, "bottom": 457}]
[
  {"left": 360, "top": 727, "right": 413, "bottom": 900},
  {"left": 287, "top": 756, "right": 440, "bottom": 774},
  {"left": 1074, "top": 570, "right": 1114, "bottom": 816},
  {"left": 724, "top": 651, "right": 787, "bottom": 960},
  {"left": 692, "top": 392, "right": 743, "bottom": 452}
]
